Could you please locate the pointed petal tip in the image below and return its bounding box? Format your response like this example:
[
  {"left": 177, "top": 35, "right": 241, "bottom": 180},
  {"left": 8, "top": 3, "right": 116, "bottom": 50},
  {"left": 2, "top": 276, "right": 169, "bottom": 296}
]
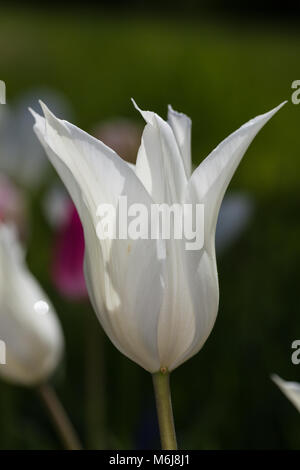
[
  {"left": 131, "top": 97, "right": 142, "bottom": 113},
  {"left": 168, "top": 104, "right": 178, "bottom": 116},
  {"left": 271, "top": 374, "right": 288, "bottom": 390},
  {"left": 37, "top": 100, "right": 69, "bottom": 136},
  {"left": 28, "top": 106, "right": 38, "bottom": 119},
  {"left": 278, "top": 99, "right": 288, "bottom": 107},
  {"left": 28, "top": 107, "right": 45, "bottom": 131},
  {"left": 167, "top": 104, "right": 192, "bottom": 124},
  {"left": 39, "top": 100, "right": 52, "bottom": 119},
  {"left": 131, "top": 98, "right": 155, "bottom": 124},
  {"left": 263, "top": 100, "right": 287, "bottom": 119},
  {"left": 242, "top": 100, "right": 286, "bottom": 132},
  {"left": 39, "top": 100, "right": 60, "bottom": 124},
  {"left": 268, "top": 100, "right": 287, "bottom": 116},
  {"left": 131, "top": 97, "right": 144, "bottom": 115},
  {"left": 271, "top": 373, "right": 280, "bottom": 384}
]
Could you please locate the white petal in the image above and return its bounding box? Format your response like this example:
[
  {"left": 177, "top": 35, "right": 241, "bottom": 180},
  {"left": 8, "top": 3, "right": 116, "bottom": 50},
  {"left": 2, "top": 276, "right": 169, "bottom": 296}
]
[
  {"left": 157, "top": 237, "right": 196, "bottom": 370},
  {"left": 132, "top": 103, "right": 192, "bottom": 367},
  {"left": 167, "top": 105, "right": 192, "bottom": 178},
  {"left": 163, "top": 246, "right": 218, "bottom": 371},
  {"left": 0, "top": 225, "right": 64, "bottom": 385},
  {"left": 174, "top": 103, "right": 286, "bottom": 369},
  {"left": 32, "top": 104, "right": 164, "bottom": 372},
  {"left": 188, "top": 102, "right": 286, "bottom": 255},
  {"left": 132, "top": 102, "right": 194, "bottom": 369},
  {"left": 82, "top": 200, "right": 164, "bottom": 372},
  {"left": 133, "top": 100, "right": 187, "bottom": 204},
  {"left": 272, "top": 374, "right": 300, "bottom": 413}
]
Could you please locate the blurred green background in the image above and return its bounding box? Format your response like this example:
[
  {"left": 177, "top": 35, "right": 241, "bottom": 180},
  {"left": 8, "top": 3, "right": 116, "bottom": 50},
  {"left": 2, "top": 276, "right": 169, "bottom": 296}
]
[{"left": 0, "top": 4, "right": 299, "bottom": 449}]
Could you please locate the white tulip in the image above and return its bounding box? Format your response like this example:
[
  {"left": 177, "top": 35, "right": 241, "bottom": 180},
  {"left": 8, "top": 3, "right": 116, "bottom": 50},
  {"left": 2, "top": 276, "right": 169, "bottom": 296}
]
[
  {"left": 272, "top": 374, "right": 300, "bottom": 413},
  {"left": 31, "top": 100, "right": 285, "bottom": 373},
  {"left": 0, "top": 224, "right": 64, "bottom": 386}
]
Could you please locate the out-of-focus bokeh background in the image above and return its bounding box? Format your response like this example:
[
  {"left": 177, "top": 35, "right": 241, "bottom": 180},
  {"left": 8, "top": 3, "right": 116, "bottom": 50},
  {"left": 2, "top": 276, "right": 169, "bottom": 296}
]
[{"left": 0, "top": 2, "right": 299, "bottom": 449}]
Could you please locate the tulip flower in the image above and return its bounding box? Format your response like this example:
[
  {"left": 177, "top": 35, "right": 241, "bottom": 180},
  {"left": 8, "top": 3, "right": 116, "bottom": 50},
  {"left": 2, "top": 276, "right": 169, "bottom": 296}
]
[
  {"left": 272, "top": 374, "right": 300, "bottom": 413},
  {"left": 0, "top": 224, "right": 81, "bottom": 449},
  {"left": 0, "top": 224, "right": 63, "bottom": 385},
  {"left": 31, "top": 99, "right": 285, "bottom": 449}
]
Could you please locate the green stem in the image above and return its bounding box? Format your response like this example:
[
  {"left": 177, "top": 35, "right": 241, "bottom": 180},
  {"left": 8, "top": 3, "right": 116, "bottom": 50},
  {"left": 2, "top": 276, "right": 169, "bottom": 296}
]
[
  {"left": 152, "top": 369, "right": 177, "bottom": 450},
  {"left": 38, "top": 383, "right": 82, "bottom": 450}
]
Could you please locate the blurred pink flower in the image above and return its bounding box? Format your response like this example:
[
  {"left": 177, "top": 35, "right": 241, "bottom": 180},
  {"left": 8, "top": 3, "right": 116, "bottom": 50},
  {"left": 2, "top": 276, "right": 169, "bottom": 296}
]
[
  {"left": 51, "top": 200, "right": 87, "bottom": 300},
  {"left": 93, "top": 119, "right": 141, "bottom": 164}
]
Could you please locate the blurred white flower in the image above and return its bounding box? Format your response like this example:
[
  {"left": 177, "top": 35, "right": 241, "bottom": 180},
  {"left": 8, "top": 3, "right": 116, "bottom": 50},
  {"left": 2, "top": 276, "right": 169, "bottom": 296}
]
[
  {"left": 216, "top": 192, "right": 254, "bottom": 254},
  {"left": 32, "top": 99, "right": 284, "bottom": 373},
  {"left": 272, "top": 374, "right": 300, "bottom": 413},
  {"left": 43, "top": 184, "right": 70, "bottom": 229},
  {"left": 0, "top": 224, "right": 64, "bottom": 386},
  {"left": 0, "top": 89, "right": 72, "bottom": 187}
]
